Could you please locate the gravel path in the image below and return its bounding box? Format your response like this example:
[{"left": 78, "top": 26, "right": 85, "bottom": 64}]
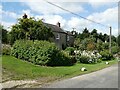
[{"left": 1, "top": 80, "right": 38, "bottom": 88}]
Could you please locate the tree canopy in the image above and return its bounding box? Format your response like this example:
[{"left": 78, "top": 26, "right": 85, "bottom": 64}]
[
  {"left": 9, "top": 15, "right": 54, "bottom": 44},
  {"left": 0, "top": 24, "right": 8, "bottom": 44}
]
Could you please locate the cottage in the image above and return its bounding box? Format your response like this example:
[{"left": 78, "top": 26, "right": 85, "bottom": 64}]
[{"left": 44, "top": 22, "right": 75, "bottom": 49}]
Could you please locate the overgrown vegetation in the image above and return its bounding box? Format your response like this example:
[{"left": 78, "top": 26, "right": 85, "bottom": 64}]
[
  {"left": 100, "top": 50, "right": 114, "bottom": 60},
  {"left": 1, "top": 14, "right": 119, "bottom": 67},
  {"left": 11, "top": 40, "right": 74, "bottom": 66},
  {"left": 74, "top": 28, "right": 119, "bottom": 54}
]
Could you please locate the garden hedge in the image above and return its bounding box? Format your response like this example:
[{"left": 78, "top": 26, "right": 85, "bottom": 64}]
[{"left": 11, "top": 40, "right": 74, "bottom": 66}]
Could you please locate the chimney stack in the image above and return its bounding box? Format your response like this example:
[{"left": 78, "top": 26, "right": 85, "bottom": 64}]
[
  {"left": 23, "top": 13, "right": 27, "bottom": 19},
  {"left": 57, "top": 22, "right": 60, "bottom": 27}
]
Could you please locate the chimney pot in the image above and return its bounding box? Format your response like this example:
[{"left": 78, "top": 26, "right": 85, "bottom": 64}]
[{"left": 57, "top": 22, "right": 60, "bottom": 27}]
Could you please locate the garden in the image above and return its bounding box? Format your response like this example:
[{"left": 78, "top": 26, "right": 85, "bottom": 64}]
[{"left": 1, "top": 15, "right": 120, "bottom": 87}]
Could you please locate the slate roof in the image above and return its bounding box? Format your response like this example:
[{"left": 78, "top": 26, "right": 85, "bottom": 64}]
[
  {"left": 44, "top": 23, "right": 66, "bottom": 34},
  {"left": 66, "top": 31, "right": 74, "bottom": 36},
  {"left": 44, "top": 23, "right": 74, "bottom": 36}
]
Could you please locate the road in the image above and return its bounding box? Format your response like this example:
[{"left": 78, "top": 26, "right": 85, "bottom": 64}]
[{"left": 42, "top": 64, "right": 118, "bottom": 88}]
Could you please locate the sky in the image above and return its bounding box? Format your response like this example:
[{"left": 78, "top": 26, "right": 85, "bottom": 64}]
[{"left": 0, "top": 0, "right": 119, "bottom": 36}]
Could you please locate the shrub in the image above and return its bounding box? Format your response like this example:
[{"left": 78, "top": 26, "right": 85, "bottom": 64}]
[
  {"left": 76, "top": 50, "right": 102, "bottom": 64},
  {"left": 100, "top": 50, "right": 114, "bottom": 60},
  {"left": 65, "top": 47, "right": 75, "bottom": 55},
  {"left": 79, "top": 55, "right": 90, "bottom": 64},
  {"left": 2, "top": 44, "right": 11, "bottom": 55},
  {"left": 11, "top": 40, "right": 74, "bottom": 66},
  {"left": 111, "top": 46, "right": 119, "bottom": 54}
]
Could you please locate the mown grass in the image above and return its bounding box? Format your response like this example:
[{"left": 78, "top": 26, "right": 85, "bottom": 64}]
[{"left": 2, "top": 55, "right": 118, "bottom": 82}]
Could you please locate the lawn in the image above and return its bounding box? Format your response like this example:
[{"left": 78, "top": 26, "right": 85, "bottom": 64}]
[{"left": 2, "top": 55, "right": 118, "bottom": 82}]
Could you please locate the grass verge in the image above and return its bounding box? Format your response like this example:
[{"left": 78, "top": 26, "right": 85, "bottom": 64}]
[{"left": 2, "top": 55, "right": 118, "bottom": 82}]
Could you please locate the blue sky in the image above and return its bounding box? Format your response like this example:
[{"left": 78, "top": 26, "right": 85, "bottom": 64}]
[{"left": 1, "top": 0, "right": 119, "bottom": 36}]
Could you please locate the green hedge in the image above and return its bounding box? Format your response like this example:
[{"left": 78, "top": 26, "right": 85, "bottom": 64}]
[
  {"left": 100, "top": 50, "right": 114, "bottom": 60},
  {"left": 11, "top": 40, "right": 74, "bottom": 66},
  {"left": 65, "top": 47, "right": 75, "bottom": 55}
]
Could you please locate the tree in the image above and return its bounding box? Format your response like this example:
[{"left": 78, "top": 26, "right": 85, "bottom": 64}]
[
  {"left": 111, "top": 35, "right": 117, "bottom": 42},
  {"left": 96, "top": 39, "right": 104, "bottom": 52},
  {"left": 0, "top": 24, "right": 8, "bottom": 44},
  {"left": 74, "top": 38, "right": 81, "bottom": 49},
  {"left": 103, "top": 34, "right": 109, "bottom": 42},
  {"left": 91, "top": 29, "right": 98, "bottom": 43},
  {"left": 87, "top": 42, "right": 96, "bottom": 51},
  {"left": 80, "top": 38, "right": 96, "bottom": 50},
  {"left": 118, "top": 35, "right": 120, "bottom": 46},
  {"left": 82, "top": 28, "right": 90, "bottom": 38},
  {"left": 9, "top": 14, "right": 54, "bottom": 44},
  {"left": 98, "top": 33, "right": 104, "bottom": 42}
]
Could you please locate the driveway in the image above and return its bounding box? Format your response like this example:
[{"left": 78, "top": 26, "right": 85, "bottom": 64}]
[{"left": 42, "top": 64, "right": 118, "bottom": 88}]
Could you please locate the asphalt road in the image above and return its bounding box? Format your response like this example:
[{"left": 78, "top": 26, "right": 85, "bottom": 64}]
[{"left": 42, "top": 64, "right": 118, "bottom": 88}]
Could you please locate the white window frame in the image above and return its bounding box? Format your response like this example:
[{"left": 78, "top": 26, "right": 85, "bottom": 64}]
[
  {"left": 56, "top": 33, "right": 60, "bottom": 40},
  {"left": 67, "top": 35, "right": 70, "bottom": 41}
]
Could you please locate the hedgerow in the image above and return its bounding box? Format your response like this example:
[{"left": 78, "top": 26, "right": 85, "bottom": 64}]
[{"left": 11, "top": 40, "right": 74, "bottom": 66}]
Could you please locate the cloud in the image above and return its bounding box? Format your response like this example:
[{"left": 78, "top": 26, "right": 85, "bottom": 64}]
[
  {"left": 0, "top": 5, "right": 2, "bottom": 21},
  {"left": 34, "top": 14, "right": 66, "bottom": 28},
  {"left": 87, "top": 7, "right": 118, "bottom": 26},
  {"left": 1, "top": 1, "right": 118, "bottom": 36},
  {"left": 64, "top": 6, "right": 118, "bottom": 35},
  {"left": 88, "top": 0, "right": 119, "bottom": 8},
  {"left": 23, "top": 1, "right": 84, "bottom": 14},
  {"left": 2, "top": 10, "right": 18, "bottom": 19},
  {"left": 2, "top": 21, "right": 15, "bottom": 31}
]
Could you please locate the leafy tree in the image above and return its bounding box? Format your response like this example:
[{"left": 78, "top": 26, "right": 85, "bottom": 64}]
[
  {"left": 111, "top": 35, "right": 117, "bottom": 42},
  {"left": 82, "top": 28, "right": 90, "bottom": 38},
  {"left": 98, "top": 33, "right": 104, "bottom": 42},
  {"left": 117, "top": 35, "right": 120, "bottom": 46},
  {"left": 0, "top": 24, "right": 8, "bottom": 44},
  {"left": 91, "top": 29, "right": 98, "bottom": 43},
  {"left": 103, "top": 42, "right": 109, "bottom": 50},
  {"left": 96, "top": 39, "right": 104, "bottom": 52},
  {"left": 74, "top": 38, "right": 81, "bottom": 49},
  {"left": 87, "top": 42, "right": 96, "bottom": 51},
  {"left": 103, "top": 34, "right": 109, "bottom": 42},
  {"left": 9, "top": 14, "right": 54, "bottom": 44},
  {"left": 80, "top": 38, "right": 96, "bottom": 50}
]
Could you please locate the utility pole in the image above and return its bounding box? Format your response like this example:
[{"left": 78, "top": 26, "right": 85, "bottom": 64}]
[
  {"left": 72, "top": 28, "right": 76, "bottom": 31},
  {"left": 72, "top": 28, "right": 76, "bottom": 35},
  {"left": 109, "top": 26, "right": 112, "bottom": 53}
]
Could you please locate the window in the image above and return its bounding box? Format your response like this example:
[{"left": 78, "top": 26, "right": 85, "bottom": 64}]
[
  {"left": 67, "top": 35, "right": 69, "bottom": 41},
  {"left": 56, "top": 33, "right": 60, "bottom": 40}
]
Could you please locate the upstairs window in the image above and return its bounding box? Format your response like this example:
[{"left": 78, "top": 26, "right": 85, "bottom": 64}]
[
  {"left": 56, "top": 33, "right": 60, "bottom": 40},
  {"left": 67, "top": 35, "right": 69, "bottom": 41}
]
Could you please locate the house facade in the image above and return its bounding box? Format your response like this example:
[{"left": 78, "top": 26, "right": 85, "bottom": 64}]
[{"left": 44, "top": 22, "right": 75, "bottom": 49}]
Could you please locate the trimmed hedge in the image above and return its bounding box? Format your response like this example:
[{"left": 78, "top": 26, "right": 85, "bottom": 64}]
[{"left": 11, "top": 40, "right": 74, "bottom": 66}]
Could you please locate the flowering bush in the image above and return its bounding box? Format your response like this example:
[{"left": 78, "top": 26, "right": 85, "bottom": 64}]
[
  {"left": 75, "top": 50, "right": 102, "bottom": 64},
  {"left": 2, "top": 44, "right": 11, "bottom": 55}
]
